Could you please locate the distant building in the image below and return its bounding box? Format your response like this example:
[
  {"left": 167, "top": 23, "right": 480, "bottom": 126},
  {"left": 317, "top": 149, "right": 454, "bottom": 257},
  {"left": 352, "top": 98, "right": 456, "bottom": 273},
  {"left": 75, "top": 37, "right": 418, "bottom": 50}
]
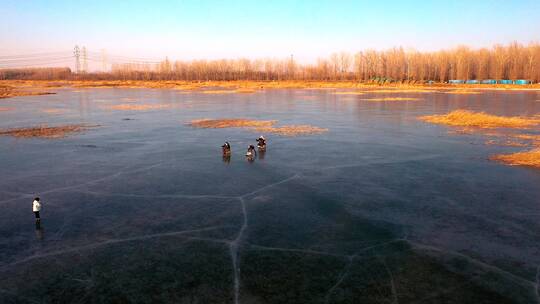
[{"left": 481, "top": 79, "right": 496, "bottom": 84}]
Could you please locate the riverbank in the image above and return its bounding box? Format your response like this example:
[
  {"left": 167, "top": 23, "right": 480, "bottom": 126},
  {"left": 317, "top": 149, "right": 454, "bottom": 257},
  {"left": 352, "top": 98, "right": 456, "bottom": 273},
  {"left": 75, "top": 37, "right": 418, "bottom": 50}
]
[{"left": 1, "top": 80, "right": 539, "bottom": 96}]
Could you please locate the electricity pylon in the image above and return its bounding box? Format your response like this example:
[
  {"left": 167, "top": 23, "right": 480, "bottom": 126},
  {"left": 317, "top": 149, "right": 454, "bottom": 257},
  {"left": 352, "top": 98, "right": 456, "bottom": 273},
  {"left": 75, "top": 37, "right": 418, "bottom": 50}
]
[{"left": 73, "top": 45, "right": 80, "bottom": 73}]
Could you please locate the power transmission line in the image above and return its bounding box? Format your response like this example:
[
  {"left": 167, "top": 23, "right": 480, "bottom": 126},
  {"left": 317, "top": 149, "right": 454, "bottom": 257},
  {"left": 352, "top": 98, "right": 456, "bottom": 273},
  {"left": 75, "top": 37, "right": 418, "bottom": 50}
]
[
  {"left": 0, "top": 59, "right": 72, "bottom": 69},
  {"left": 101, "top": 49, "right": 107, "bottom": 72},
  {"left": 0, "top": 55, "right": 73, "bottom": 62},
  {"left": 0, "top": 47, "right": 166, "bottom": 70},
  {"left": 0, "top": 51, "right": 70, "bottom": 59},
  {"left": 82, "top": 46, "right": 88, "bottom": 73}
]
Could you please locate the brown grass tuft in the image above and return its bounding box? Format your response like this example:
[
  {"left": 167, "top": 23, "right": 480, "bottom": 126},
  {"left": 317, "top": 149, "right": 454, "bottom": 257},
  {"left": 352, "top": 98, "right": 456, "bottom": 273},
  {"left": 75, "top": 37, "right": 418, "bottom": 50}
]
[
  {"left": 189, "top": 118, "right": 327, "bottom": 136},
  {"left": 419, "top": 110, "right": 540, "bottom": 129},
  {"left": 189, "top": 119, "right": 276, "bottom": 129},
  {"left": 0, "top": 124, "right": 98, "bottom": 138},
  {"left": 490, "top": 149, "right": 540, "bottom": 168},
  {"left": 105, "top": 104, "right": 170, "bottom": 111},
  {"left": 253, "top": 125, "right": 328, "bottom": 136},
  {"left": 0, "top": 85, "right": 55, "bottom": 99}
]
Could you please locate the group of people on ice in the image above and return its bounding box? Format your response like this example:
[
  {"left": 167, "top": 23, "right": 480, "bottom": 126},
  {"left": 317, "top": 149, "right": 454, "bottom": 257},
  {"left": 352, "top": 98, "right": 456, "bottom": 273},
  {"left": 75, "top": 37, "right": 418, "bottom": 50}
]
[
  {"left": 30, "top": 137, "right": 268, "bottom": 225},
  {"left": 221, "top": 135, "right": 266, "bottom": 160}
]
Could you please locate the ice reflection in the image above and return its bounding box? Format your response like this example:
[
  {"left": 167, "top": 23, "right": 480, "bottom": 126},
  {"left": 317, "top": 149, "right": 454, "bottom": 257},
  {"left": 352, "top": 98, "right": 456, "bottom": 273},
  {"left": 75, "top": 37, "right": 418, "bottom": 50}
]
[{"left": 35, "top": 221, "right": 44, "bottom": 240}]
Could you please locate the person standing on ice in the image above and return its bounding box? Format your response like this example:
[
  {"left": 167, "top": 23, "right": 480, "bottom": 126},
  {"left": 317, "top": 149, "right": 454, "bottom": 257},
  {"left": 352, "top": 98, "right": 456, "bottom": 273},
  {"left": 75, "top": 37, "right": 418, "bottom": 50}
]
[
  {"left": 32, "top": 197, "right": 41, "bottom": 222},
  {"left": 256, "top": 136, "right": 266, "bottom": 151},
  {"left": 222, "top": 141, "right": 231, "bottom": 156},
  {"left": 246, "top": 145, "right": 256, "bottom": 157}
]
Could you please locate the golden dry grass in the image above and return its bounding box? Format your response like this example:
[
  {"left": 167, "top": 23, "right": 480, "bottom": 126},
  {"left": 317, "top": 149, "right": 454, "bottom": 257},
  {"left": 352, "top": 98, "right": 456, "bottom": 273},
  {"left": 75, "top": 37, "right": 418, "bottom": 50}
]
[
  {"left": 253, "top": 125, "right": 328, "bottom": 136},
  {"left": 105, "top": 104, "right": 171, "bottom": 111},
  {"left": 189, "top": 119, "right": 276, "bottom": 129},
  {"left": 421, "top": 109, "right": 540, "bottom": 169},
  {"left": 0, "top": 124, "right": 97, "bottom": 138},
  {"left": 189, "top": 118, "right": 327, "bottom": 136},
  {"left": 2, "top": 80, "right": 540, "bottom": 93},
  {"left": 361, "top": 97, "right": 422, "bottom": 101},
  {"left": 0, "top": 84, "right": 55, "bottom": 99},
  {"left": 235, "top": 88, "right": 257, "bottom": 93},
  {"left": 419, "top": 110, "right": 540, "bottom": 129},
  {"left": 490, "top": 149, "right": 540, "bottom": 168}
]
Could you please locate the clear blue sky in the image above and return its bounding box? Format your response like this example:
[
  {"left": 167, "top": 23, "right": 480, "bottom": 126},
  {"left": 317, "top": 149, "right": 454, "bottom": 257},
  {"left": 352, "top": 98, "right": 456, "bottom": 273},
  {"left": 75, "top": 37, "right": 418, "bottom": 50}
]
[{"left": 1, "top": 0, "right": 539, "bottom": 62}]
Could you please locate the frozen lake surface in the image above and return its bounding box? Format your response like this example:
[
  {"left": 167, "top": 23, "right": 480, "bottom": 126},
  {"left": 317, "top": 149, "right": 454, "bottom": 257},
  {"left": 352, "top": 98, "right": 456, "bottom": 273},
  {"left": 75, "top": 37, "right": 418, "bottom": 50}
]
[{"left": 1, "top": 88, "right": 539, "bottom": 303}]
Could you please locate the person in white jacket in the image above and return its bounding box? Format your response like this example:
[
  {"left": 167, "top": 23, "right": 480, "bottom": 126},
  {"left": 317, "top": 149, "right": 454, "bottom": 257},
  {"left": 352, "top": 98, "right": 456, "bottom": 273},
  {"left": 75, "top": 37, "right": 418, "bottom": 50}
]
[{"left": 33, "top": 197, "right": 41, "bottom": 221}]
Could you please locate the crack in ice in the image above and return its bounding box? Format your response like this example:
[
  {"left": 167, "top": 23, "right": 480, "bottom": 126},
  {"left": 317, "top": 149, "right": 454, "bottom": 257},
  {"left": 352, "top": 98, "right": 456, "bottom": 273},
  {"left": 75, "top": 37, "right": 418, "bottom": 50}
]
[
  {"left": 380, "top": 257, "right": 399, "bottom": 304},
  {"left": 240, "top": 174, "right": 300, "bottom": 198},
  {"left": 230, "top": 197, "right": 248, "bottom": 304},
  {"left": 324, "top": 256, "right": 354, "bottom": 304},
  {"left": 0, "top": 225, "right": 231, "bottom": 271},
  {"left": 249, "top": 244, "right": 348, "bottom": 258},
  {"left": 409, "top": 242, "right": 536, "bottom": 286},
  {"left": 0, "top": 162, "right": 165, "bottom": 206},
  {"left": 83, "top": 191, "right": 236, "bottom": 200}
]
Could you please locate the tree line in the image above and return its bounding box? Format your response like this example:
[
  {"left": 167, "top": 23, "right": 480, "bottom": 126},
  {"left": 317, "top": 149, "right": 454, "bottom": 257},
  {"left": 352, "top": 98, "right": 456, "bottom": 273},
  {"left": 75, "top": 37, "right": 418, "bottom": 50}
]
[{"left": 1, "top": 42, "right": 539, "bottom": 83}]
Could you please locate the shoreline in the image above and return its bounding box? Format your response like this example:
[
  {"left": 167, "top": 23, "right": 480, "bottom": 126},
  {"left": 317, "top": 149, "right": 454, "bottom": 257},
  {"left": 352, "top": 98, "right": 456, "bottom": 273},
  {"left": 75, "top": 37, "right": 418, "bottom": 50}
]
[{"left": 1, "top": 79, "right": 540, "bottom": 93}]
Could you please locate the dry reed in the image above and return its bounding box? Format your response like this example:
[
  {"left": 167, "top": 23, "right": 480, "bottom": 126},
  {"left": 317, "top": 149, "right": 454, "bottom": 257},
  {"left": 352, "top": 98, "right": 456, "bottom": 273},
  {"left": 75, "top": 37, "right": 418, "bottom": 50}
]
[
  {"left": 0, "top": 86, "right": 55, "bottom": 99},
  {"left": 189, "top": 119, "right": 276, "bottom": 129},
  {"left": 253, "top": 125, "right": 328, "bottom": 136},
  {"left": 490, "top": 149, "right": 540, "bottom": 168},
  {"left": 235, "top": 88, "right": 257, "bottom": 93},
  {"left": 419, "top": 110, "right": 540, "bottom": 129},
  {"left": 0, "top": 124, "right": 98, "bottom": 138},
  {"left": 189, "top": 118, "right": 327, "bottom": 136},
  {"left": 2, "top": 80, "right": 539, "bottom": 93}
]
